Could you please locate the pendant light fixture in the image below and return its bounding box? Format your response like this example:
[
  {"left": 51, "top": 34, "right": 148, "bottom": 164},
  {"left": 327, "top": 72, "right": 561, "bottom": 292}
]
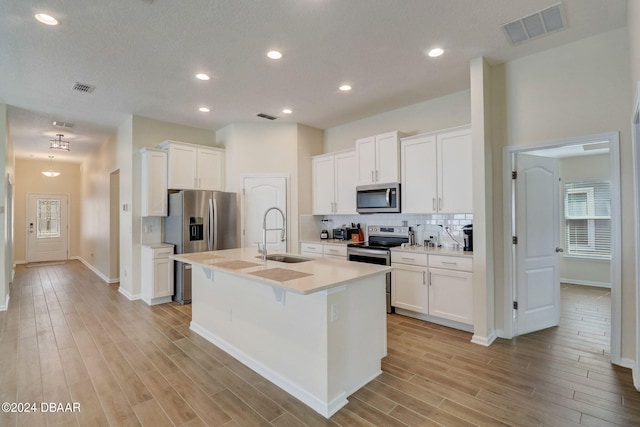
[
  {"left": 42, "top": 155, "right": 60, "bottom": 177},
  {"left": 50, "top": 133, "right": 70, "bottom": 151}
]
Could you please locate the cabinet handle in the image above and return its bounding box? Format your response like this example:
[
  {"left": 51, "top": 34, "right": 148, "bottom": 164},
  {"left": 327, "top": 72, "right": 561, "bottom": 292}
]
[
  {"left": 438, "top": 197, "right": 442, "bottom": 211},
  {"left": 429, "top": 271, "right": 432, "bottom": 286},
  {"left": 441, "top": 261, "right": 458, "bottom": 265},
  {"left": 371, "top": 170, "right": 375, "bottom": 182},
  {"left": 423, "top": 271, "right": 426, "bottom": 285},
  {"left": 401, "top": 257, "right": 414, "bottom": 261},
  {"left": 433, "top": 198, "right": 436, "bottom": 211},
  {"left": 375, "top": 170, "right": 379, "bottom": 182}
]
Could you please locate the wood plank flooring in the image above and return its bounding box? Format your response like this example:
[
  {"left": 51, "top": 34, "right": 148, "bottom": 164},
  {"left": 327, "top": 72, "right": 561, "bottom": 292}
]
[{"left": 0, "top": 261, "right": 637, "bottom": 426}]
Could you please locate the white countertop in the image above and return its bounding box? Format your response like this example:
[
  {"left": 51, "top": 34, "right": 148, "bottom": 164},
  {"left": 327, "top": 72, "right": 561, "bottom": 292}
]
[{"left": 172, "top": 247, "right": 391, "bottom": 295}]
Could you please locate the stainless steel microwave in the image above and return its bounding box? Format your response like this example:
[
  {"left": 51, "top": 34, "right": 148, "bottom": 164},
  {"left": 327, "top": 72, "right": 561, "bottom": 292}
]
[{"left": 356, "top": 183, "right": 401, "bottom": 213}]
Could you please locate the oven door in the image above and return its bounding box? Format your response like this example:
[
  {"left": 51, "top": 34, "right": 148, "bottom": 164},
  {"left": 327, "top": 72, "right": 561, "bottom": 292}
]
[{"left": 347, "top": 247, "right": 393, "bottom": 313}]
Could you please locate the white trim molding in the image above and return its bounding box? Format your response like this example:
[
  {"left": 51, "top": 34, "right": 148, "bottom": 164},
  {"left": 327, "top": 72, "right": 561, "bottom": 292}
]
[
  {"left": 117, "top": 286, "right": 140, "bottom": 301},
  {"left": 73, "top": 257, "right": 119, "bottom": 284},
  {"left": 502, "top": 132, "right": 622, "bottom": 367},
  {"left": 631, "top": 80, "right": 640, "bottom": 391},
  {"left": 0, "top": 293, "right": 9, "bottom": 311}
]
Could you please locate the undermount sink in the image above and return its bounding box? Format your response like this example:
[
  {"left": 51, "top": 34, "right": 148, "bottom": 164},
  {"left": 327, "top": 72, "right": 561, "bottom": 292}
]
[{"left": 256, "top": 254, "right": 312, "bottom": 263}]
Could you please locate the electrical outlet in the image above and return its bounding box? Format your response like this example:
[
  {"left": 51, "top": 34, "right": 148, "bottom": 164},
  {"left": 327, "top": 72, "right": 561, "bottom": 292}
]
[{"left": 330, "top": 304, "right": 339, "bottom": 322}]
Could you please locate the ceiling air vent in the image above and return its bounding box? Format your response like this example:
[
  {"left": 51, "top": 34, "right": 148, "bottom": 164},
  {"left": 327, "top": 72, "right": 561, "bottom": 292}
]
[
  {"left": 502, "top": 3, "right": 566, "bottom": 45},
  {"left": 257, "top": 113, "right": 278, "bottom": 120},
  {"left": 72, "top": 82, "right": 96, "bottom": 93}
]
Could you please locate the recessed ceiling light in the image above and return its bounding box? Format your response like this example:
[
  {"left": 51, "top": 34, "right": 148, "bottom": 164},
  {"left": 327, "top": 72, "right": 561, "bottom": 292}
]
[
  {"left": 427, "top": 48, "right": 444, "bottom": 58},
  {"left": 267, "top": 50, "right": 283, "bottom": 60},
  {"left": 282, "top": 109, "right": 292, "bottom": 114},
  {"left": 198, "top": 107, "right": 210, "bottom": 113},
  {"left": 195, "top": 73, "right": 210, "bottom": 81},
  {"left": 35, "top": 13, "right": 58, "bottom": 26},
  {"left": 339, "top": 84, "right": 352, "bottom": 92}
]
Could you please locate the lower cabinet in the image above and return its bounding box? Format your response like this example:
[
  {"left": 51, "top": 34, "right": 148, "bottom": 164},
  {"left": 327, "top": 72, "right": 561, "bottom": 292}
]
[
  {"left": 391, "top": 251, "right": 473, "bottom": 331},
  {"left": 392, "top": 264, "right": 428, "bottom": 313},
  {"left": 141, "top": 244, "right": 174, "bottom": 305},
  {"left": 299, "top": 241, "right": 347, "bottom": 259},
  {"left": 428, "top": 268, "right": 473, "bottom": 325}
]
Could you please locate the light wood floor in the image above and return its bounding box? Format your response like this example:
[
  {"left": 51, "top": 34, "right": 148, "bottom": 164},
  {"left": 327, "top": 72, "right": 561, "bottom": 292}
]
[{"left": 0, "top": 261, "right": 638, "bottom": 426}]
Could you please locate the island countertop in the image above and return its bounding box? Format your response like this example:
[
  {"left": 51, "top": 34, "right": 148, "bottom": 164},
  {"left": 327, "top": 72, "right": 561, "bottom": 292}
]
[{"left": 172, "top": 247, "right": 391, "bottom": 295}]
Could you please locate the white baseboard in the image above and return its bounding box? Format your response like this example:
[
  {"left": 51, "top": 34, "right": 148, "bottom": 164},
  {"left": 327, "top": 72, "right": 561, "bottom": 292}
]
[
  {"left": 471, "top": 330, "right": 498, "bottom": 347},
  {"left": 0, "top": 293, "right": 9, "bottom": 311},
  {"left": 118, "top": 287, "right": 140, "bottom": 301},
  {"left": 560, "top": 278, "right": 611, "bottom": 288},
  {"left": 190, "top": 321, "right": 348, "bottom": 418},
  {"left": 72, "top": 257, "right": 119, "bottom": 284},
  {"left": 617, "top": 357, "right": 635, "bottom": 370}
]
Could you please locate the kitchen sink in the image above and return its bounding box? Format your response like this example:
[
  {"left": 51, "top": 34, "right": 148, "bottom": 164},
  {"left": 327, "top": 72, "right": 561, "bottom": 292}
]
[{"left": 256, "top": 254, "right": 312, "bottom": 263}]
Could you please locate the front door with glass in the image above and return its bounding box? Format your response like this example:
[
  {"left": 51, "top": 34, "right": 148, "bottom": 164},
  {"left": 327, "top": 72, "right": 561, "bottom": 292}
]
[{"left": 26, "top": 193, "right": 69, "bottom": 263}]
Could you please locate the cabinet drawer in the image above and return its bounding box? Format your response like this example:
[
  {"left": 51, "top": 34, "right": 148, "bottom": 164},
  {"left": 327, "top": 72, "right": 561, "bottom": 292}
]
[
  {"left": 300, "top": 242, "right": 323, "bottom": 254},
  {"left": 153, "top": 248, "right": 174, "bottom": 259},
  {"left": 391, "top": 251, "right": 428, "bottom": 266},
  {"left": 429, "top": 255, "right": 472, "bottom": 271},
  {"left": 323, "top": 244, "right": 346, "bottom": 257}
]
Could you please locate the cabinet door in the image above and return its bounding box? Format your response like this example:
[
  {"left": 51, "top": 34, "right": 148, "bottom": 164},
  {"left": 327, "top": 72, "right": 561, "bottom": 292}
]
[
  {"left": 154, "top": 257, "right": 174, "bottom": 297},
  {"left": 428, "top": 268, "right": 473, "bottom": 324},
  {"left": 197, "top": 148, "right": 224, "bottom": 190},
  {"left": 312, "top": 155, "right": 336, "bottom": 215},
  {"left": 392, "top": 264, "right": 428, "bottom": 313},
  {"left": 333, "top": 151, "right": 357, "bottom": 214},
  {"left": 438, "top": 128, "right": 472, "bottom": 213},
  {"left": 168, "top": 144, "right": 198, "bottom": 190},
  {"left": 141, "top": 149, "right": 168, "bottom": 216},
  {"left": 356, "top": 136, "right": 376, "bottom": 184},
  {"left": 375, "top": 132, "right": 400, "bottom": 183},
  {"left": 401, "top": 135, "right": 437, "bottom": 213}
]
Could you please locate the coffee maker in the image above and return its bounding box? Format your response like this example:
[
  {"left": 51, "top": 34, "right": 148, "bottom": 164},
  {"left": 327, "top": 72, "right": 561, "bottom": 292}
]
[{"left": 462, "top": 224, "right": 473, "bottom": 252}]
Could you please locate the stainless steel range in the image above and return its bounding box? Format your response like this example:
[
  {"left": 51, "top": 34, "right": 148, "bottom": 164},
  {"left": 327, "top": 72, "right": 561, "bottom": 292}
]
[{"left": 347, "top": 225, "right": 410, "bottom": 313}]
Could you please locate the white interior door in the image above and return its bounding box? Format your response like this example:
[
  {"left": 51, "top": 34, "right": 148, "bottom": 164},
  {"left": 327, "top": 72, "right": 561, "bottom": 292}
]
[
  {"left": 26, "top": 193, "right": 69, "bottom": 263},
  {"left": 242, "top": 176, "right": 287, "bottom": 253},
  {"left": 514, "top": 154, "right": 561, "bottom": 335}
]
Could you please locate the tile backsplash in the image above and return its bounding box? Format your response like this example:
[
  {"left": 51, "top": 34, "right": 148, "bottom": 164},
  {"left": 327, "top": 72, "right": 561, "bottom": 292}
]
[{"left": 300, "top": 213, "right": 472, "bottom": 247}]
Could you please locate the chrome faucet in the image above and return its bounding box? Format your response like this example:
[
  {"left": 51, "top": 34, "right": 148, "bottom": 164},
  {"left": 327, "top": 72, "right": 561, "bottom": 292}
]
[{"left": 260, "top": 207, "right": 286, "bottom": 261}]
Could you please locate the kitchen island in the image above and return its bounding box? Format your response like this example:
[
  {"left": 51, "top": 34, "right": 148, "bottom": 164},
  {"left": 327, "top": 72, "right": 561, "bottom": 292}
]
[{"left": 172, "top": 248, "right": 391, "bottom": 418}]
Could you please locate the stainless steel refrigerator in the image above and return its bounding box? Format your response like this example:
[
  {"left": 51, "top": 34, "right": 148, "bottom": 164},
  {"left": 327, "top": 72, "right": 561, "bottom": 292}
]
[{"left": 164, "top": 190, "right": 238, "bottom": 304}]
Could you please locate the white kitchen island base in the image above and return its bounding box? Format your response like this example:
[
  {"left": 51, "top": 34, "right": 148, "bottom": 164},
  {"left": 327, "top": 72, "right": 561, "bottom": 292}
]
[{"left": 189, "top": 265, "right": 387, "bottom": 418}]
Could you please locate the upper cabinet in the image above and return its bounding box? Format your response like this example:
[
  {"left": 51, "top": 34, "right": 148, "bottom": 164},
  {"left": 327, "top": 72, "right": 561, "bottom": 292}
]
[
  {"left": 356, "top": 131, "right": 405, "bottom": 185},
  {"left": 140, "top": 148, "right": 168, "bottom": 217},
  {"left": 159, "top": 140, "right": 225, "bottom": 191},
  {"left": 401, "top": 126, "right": 472, "bottom": 214},
  {"left": 312, "top": 150, "right": 357, "bottom": 215}
]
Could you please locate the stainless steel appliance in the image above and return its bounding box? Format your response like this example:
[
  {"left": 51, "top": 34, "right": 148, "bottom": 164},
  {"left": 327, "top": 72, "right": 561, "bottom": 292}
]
[
  {"left": 164, "top": 190, "right": 238, "bottom": 304},
  {"left": 462, "top": 224, "right": 473, "bottom": 252},
  {"left": 347, "top": 225, "right": 410, "bottom": 313},
  {"left": 356, "top": 183, "right": 401, "bottom": 213}
]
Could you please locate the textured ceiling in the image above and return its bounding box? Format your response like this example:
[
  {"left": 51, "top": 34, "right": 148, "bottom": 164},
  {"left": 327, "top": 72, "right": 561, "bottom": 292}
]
[{"left": 0, "top": 0, "right": 628, "bottom": 162}]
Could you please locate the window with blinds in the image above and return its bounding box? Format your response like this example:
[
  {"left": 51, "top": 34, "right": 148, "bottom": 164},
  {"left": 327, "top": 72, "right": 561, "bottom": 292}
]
[{"left": 563, "top": 181, "right": 611, "bottom": 259}]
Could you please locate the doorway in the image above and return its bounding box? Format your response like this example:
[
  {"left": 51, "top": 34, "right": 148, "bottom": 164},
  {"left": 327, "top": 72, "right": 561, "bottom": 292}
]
[
  {"left": 109, "top": 170, "right": 120, "bottom": 282},
  {"left": 241, "top": 175, "right": 287, "bottom": 253},
  {"left": 503, "top": 132, "right": 621, "bottom": 365},
  {"left": 26, "top": 193, "right": 69, "bottom": 263}
]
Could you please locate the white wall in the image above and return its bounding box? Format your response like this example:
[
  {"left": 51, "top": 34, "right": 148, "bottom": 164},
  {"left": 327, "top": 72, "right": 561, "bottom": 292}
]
[
  {"left": 324, "top": 90, "right": 471, "bottom": 152},
  {"left": 559, "top": 154, "right": 611, "bottom": 287},
  {"left": 79, "top": 135, "right": 117, "bottom": 281},
  {"left": 217, "top": 122, "right": 323, "bottom": 251},
  {"left": 491, "top": 28, "right": 634, "bottom": 358},
  {"left": 0, "top": 103, "right": 11, "bottom": 310}
]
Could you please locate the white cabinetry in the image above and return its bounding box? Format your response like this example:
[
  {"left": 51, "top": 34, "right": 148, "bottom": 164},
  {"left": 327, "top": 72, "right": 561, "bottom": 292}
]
[
  {"left": 312, "top": 150, "right": 356, "bottom": 215},
  {"left": 141, "top": 244, "right": 174, "bottom": 305},
  {"left": 428, "top": 255, "right": 473, "bottom": 325},
  {"left": 160, "top": 140, "right": 225, "bottom": 191},
  {"left": 140, "top": 148, "right": 168, "bottom": 217},
  {"left": 356, "top": 131, "right": 404, "bottom": 185},
  {"left": 401, "top": 126, "right": 472, "bottom": 214},
  {"left": 300, "top": 242, "right": 323, "bottom": 257},
  {"left": 299, "top": 241, "right": 347, "bottom": 259},
  {"left": 391, "top": 251, "right": 473, "bottom": 330}
]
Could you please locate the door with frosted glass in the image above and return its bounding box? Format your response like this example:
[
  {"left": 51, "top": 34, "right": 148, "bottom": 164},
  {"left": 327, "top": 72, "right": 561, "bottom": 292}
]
[{"left": 26, "top": 194, "right": 69, "bottom": 262}]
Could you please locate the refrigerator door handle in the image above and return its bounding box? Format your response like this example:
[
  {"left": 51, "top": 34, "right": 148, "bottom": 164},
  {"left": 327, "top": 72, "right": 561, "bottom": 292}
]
[
  {"left": 207, "top": 198, "right": 213, "bottom": 251},
  {"left": 212, "top": 197, "right": 219, "bottom": 250}
]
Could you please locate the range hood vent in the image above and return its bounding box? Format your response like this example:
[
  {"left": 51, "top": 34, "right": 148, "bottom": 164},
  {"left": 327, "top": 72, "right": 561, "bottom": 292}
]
[{"left": 502, "top": 3, "right": 566, "bottom": 45}]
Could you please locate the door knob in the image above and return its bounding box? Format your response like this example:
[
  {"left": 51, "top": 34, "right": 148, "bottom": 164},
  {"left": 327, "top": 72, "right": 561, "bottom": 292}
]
[{"left": 555, "top": 247, "right": 564, "bottom": 253}]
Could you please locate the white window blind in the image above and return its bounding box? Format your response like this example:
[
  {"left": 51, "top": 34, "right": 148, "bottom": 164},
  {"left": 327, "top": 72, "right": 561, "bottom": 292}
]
[{"left": 563, "top": 181, "right": 611, "bottom": 259}]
